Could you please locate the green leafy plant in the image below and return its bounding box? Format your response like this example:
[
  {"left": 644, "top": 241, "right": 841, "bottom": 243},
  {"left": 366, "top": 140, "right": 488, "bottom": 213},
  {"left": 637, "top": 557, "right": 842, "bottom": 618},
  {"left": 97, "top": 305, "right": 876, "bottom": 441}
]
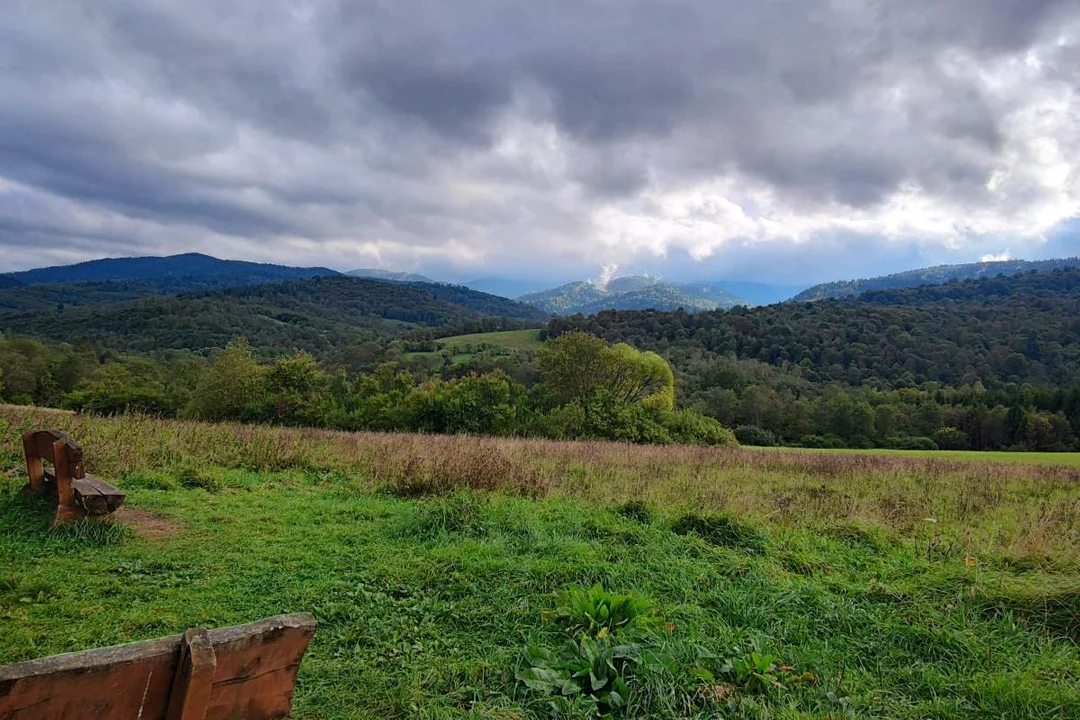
[
  {"left": 693, "top": 647, "right": 816, "bottom": 695},
  {"left": 517, "top": 635, "right": 636, "bottom": 717},
  {"left": 550, "top": 584, "right": 659, "bottom": 638}
]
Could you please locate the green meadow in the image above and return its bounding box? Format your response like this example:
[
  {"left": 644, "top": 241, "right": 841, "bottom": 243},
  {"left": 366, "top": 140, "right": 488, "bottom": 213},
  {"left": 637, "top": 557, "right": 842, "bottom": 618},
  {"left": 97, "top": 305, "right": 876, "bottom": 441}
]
[
  {"left": 436, "top": 329, "right": 544, "bottom": 353},
  {"left": 2, "top": 407, "right": 1078, "bottom": 718}
]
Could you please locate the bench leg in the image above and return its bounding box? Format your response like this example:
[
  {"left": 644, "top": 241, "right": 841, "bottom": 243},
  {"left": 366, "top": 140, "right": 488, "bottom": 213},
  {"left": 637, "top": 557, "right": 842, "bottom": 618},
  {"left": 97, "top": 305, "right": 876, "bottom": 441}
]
[
  {"left": 52, "top": 504, "right": 84, "bottom": 526},
  {"left": 22, "top": 432, "right": 45, "bottom": 494}
]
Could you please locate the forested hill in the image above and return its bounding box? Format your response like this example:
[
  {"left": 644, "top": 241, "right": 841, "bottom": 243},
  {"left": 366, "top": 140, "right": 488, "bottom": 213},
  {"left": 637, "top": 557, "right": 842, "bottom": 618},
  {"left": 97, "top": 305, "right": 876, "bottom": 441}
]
[
  {"left": 549, "top": 267, "right": 1080, "bottom": 391},
  {"left": 0, "top": 276, "right": 547, "bottom": 355},
  {"left": 519, "top": 277, "right": 748, "bottom": 314},
  {"left": 792, "top": 257, "right": 1080, "bottom": 301},
  {"left": 0, "top": 253, "right": 340, "bottom": 289}
]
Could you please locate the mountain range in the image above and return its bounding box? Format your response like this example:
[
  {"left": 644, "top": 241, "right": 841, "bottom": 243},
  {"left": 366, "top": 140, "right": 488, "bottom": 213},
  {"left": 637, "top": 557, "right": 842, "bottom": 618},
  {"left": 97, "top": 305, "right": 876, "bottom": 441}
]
[
  {"left": 2, "top": 253, "right": 339, "bottom": 290},
  {"left": 517, "top": 277, "right": 751, "bottom": 315},
  {"left": 793, "top": 257, "right": 1080, "bottom": 301},
  {"left": 346, "top": 268, "right": 435, "bottom": 283}
]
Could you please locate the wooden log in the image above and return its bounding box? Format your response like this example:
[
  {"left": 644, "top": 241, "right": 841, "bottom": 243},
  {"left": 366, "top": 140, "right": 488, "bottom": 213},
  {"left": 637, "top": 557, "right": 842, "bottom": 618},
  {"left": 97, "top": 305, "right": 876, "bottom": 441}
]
[{"left": 165, "top": 629, "right": 216, "bottom": 720}]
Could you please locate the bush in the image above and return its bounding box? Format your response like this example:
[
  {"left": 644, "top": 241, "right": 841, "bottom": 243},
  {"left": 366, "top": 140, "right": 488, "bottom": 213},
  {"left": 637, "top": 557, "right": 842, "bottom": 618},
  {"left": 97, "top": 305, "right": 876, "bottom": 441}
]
[
  {"left": 933, "top": 426, "right": 968, "bottom": 450},
  {"left": 734, "top": 425, "right": 777, "bottom": 447},
  {"left": 798, "top": 434, "right": 847, "bottom": 449},
  {"left": 664, "top": 410, "right": 738, "bottom": 446},
  {"left": 885, "top": 435, "right": 939, "bottom": 451}
]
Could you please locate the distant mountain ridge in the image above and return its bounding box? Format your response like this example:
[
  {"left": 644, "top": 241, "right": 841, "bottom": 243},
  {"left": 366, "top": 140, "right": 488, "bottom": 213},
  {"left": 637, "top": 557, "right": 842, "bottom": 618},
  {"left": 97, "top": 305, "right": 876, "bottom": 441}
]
[
  {"left": 346, "top": 268, "right": 435, "bottom": 283},
  {"left": 519, "top": 276, "right": 750, "bottom": 315},
  {"left": 793, "top": 257, "right": 1080, "bottom": 301},
  {"left": 2, "top": 253, "right": 341, "bottom": 289},
  {"left": 0, "top": 276, "right": 547, "bottom": 355}
]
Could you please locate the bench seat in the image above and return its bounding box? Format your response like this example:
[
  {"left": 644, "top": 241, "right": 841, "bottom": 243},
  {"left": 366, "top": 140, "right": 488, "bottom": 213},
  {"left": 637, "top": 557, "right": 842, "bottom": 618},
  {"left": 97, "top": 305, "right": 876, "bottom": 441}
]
[{"left": 73, "top": 475, "right": 125, "bottom": 515}]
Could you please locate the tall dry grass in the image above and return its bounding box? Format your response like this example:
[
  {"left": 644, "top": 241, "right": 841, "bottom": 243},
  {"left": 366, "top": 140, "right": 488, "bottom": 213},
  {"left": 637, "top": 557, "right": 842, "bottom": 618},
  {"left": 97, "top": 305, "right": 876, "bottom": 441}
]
[{"left": 2, "top": 405, "right": 1077, "bottom": 566}]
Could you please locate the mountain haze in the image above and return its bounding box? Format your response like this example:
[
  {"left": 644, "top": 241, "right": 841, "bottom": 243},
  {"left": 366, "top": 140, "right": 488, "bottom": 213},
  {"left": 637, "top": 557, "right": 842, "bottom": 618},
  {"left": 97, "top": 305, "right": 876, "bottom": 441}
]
[
  {"left": 346, "top": 268, "right": 435, "bottom": 283},
  {"left": 519, "top": 277, "right": 749, "bottom": 315},
  {"left": 793, "top": 257, "right": 1080, "bottom": 301}
]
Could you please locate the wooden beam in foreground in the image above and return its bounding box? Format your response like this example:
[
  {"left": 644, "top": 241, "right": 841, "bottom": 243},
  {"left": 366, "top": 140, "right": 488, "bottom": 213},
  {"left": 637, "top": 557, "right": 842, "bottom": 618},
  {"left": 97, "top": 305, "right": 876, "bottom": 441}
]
[{"left": 0, "top": 613, "right": 317, "bottom": 719}]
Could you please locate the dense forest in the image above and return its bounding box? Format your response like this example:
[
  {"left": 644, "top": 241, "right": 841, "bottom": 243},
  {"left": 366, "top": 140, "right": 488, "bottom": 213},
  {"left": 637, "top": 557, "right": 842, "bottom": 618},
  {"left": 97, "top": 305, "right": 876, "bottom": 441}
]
[
  {"left": 2, "top": 263, "right": 1080, "bottom": 452},
  {"left": 548, "top": 268, "right": 1080, "bottom": 451},
  {"left": 793, "top": 256, "right": 1080, "bottom": 301},
  {"left": 0, "top": 277, "right": 547, "bottom": 355}
]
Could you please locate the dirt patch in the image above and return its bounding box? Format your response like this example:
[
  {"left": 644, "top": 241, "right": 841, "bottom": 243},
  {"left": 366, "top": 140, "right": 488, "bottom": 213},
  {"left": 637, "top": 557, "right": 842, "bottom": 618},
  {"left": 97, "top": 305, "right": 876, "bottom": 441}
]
[{"left": 115, "top": 508, "right": 181, "bottom": 539}]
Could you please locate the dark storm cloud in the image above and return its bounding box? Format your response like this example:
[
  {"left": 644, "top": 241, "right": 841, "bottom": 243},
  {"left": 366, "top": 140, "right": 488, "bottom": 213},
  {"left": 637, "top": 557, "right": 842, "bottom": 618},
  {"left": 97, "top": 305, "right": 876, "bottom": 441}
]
[{"left": 0, "top": 0, "right": 1077, "bottom": 276}]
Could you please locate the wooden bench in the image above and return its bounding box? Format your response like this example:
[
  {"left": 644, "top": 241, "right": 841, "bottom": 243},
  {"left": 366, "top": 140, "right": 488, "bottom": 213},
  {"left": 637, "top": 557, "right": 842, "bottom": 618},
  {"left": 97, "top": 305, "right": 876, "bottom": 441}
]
[
  {"left": 21, "top": 429, "right": 125, "bottom": 525},
  {"left": 0, "top": 613, "right": 317, "bottom": 719}
]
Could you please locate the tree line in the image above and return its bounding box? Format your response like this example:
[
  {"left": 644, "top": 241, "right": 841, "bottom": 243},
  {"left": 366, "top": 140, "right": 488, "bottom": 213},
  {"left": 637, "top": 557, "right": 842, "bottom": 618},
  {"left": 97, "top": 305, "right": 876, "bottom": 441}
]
[
  {"left": 0, "top": 333, "right": 734, "bottom": 447},
  {"left": 547, "top": 268, "right": 1080, "bottom": 451}
]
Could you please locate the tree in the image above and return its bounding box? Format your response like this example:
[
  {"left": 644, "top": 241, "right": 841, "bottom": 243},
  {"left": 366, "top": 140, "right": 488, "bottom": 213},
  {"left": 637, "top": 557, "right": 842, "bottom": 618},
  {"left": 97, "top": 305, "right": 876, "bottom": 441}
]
[
  {"left": 539, "top": 332, "right": 675, "bottom": 411},
  {"left": 539, "top": 332, "right": 610, "bottom": 405},
  {"left": 188, "top": 339, "right": 267, "bottom": 420},
  {"left": 606, "top": 343, "right": 674, "bottom": 410}
]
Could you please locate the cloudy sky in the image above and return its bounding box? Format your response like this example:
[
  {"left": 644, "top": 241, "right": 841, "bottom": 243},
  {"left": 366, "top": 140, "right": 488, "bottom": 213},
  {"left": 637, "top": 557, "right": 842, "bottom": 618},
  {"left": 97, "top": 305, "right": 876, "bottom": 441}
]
[{"left": 2, "top": 0, "right": 1079, "bottom": 285}]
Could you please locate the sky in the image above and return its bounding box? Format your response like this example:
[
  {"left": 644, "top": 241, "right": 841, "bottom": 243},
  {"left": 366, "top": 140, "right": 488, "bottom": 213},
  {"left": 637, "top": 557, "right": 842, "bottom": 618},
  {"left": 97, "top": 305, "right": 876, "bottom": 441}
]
[{"left": 1, "top": 0, "right": 1079, "bottom": 286}]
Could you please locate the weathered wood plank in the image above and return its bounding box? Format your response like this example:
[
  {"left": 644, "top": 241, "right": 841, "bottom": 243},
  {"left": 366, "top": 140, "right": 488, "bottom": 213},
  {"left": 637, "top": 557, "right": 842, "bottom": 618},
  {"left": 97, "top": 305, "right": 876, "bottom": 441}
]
[
  {"left": 205, "top": 613, "right": 317, "bottom": 720},
  {"left": 165, "top": 629, "right": 216, "bottom": 720},
  {"left": 0, "top": 613, "right": 317, "bottom": 720},
  {"left": 80, "top": 475, "right": 126, "bottom": 512},
  {"left": 0, "top": 635, "right": 181, "bottom": 719}
]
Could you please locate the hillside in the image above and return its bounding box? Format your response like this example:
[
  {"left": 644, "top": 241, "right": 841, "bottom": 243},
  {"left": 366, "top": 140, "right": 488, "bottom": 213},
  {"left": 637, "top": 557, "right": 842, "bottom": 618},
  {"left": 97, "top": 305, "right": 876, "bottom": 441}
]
[
  {"left": 346, "top": 268, "right": 435, "bottom": 283},
  {"left": 520, "top": 277, "right": 749, "bottom": 314},
  {"left": 793, "top": 256, "right": 1080, "bottom": 301},
  {"left": 552, "top": 268, "right": 1080, "bottom": 391},
  {"left": 546, "top": 268, "right": 1080, "bottom": 450},
  {"left": 1, "top": 252, "right": 340, "bottom": 290},
  {"left": 0, "top": 276, "right": 546, "bottom": 355}
]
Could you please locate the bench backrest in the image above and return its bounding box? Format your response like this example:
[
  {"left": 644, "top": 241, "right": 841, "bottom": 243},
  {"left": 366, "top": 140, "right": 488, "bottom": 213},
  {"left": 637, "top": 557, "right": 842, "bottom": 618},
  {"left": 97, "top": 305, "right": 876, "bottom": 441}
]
[
  {"left": 0, "top": 613, "right": 317, "bottom": 719},
  {"left": 23, "top": 429, "right": 84, "bottom": 468}
]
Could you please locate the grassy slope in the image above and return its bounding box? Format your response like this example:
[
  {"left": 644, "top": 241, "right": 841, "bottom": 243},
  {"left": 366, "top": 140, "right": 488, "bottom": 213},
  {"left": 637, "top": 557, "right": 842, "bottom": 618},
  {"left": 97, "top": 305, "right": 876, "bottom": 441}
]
[
  {"left": 436, "top": 329, "right": 545, "bottom": 352},
  {"left": 2, "top": 408, "right": 1078, "bottom": 719}
]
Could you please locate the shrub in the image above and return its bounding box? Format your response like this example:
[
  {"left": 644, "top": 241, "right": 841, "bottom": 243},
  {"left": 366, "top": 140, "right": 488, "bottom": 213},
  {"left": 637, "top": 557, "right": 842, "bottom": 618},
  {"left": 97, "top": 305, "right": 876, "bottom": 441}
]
[
  {"left": 885, "top": 435, "right": 939, "bottom": 451},
  {"left": 734, "top": 425, "right": 777, "bottom": 447},
  {"left": 933, "top": 426, "right": 968, "bottom": 451},
  {"left": 798, "top": 434, "right": 846, "bottom": 449},
  {"left": 664, "top": 411, "right": 738, "bottom": 446}
]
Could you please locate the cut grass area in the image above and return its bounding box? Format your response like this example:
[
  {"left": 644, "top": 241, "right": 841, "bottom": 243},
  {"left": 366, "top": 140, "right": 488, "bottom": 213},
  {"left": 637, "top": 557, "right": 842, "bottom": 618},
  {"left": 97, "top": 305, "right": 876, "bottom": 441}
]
[
  {"left": 436, "top": 328, "right": 544, "bottom": 353},
  {"left": 753, "top": 445, "right": 1080, "bottom": 468},
  {"left": 1, "top": 408, "right": 1079, "bottom": 718}
]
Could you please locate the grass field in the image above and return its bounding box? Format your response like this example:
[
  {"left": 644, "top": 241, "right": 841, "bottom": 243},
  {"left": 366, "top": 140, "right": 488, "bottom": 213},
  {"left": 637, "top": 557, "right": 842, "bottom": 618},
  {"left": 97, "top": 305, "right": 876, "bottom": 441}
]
[
  {"left": 2, "top": 407, "right": 1078, "bottom": 718},
  {"left": 436, "top": 329, "right": 544, "bottom": 353},
  {"left": 753, "top": 446, "right": 1080, "bottom": 468}
]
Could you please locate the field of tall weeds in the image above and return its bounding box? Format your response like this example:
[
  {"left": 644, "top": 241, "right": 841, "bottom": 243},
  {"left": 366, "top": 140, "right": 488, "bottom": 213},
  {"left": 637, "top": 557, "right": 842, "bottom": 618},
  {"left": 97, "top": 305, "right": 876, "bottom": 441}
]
[{"left": 3, "top": 405, "right": 1077, "bottom": 569}]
